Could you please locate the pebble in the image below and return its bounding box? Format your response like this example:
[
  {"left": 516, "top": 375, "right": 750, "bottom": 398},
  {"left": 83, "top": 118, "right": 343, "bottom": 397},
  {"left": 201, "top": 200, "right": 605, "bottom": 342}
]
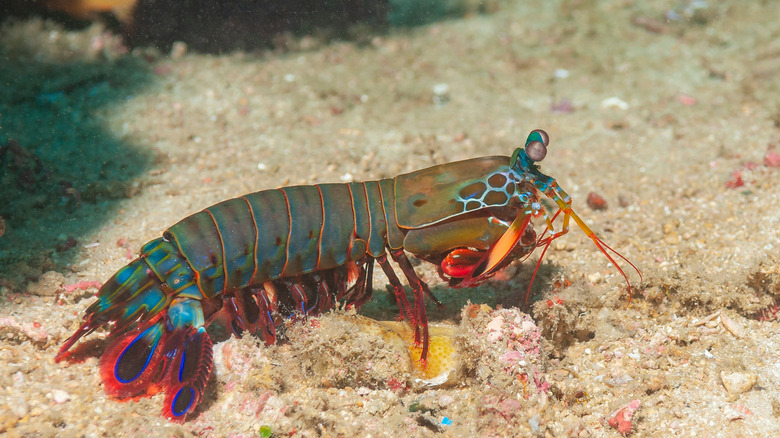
[
  {"left": 720, "top": 371, "right": 758, "bottom": 394},
  {"left": 438, "top": 394, "right": 454, "bottom": 407},
  {"left": 51, "top": 389, "right": 71, "bottom": 404},
  {"left": 432, "top": 83, "right": 449, "bottom": 96},
  {"left": 586, "top": 192, "right": 608, "bottom": 210},
  {"left": 0, "top": 316, "right": 48, "bottom": 344},
  {"left": 721, "top": 313, "right": 745, "bottom": 338},
  {"left": 587, "top": 272, "right": 603, "bottom": 284},
  {"left": 601, "top": 96, "right": 629, "bottom": 110},
  {"left": 723, "top": 404, "right": 753, "bottom": 421},
  {"left": 663, "top": 231, "right": 681, "bottom": 245},
  {"left": 432, "top": 83, "right": 450, "bottom": 105},
  {"left": 607, "top": 373, "right": 634, "bottom": 387},
  {"left": 646, "top": 374, "right": 666, "bottom": 393}
]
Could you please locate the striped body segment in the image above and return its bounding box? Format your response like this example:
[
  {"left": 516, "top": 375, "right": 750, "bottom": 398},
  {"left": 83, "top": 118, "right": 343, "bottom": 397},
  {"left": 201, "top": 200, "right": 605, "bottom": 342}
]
[{"left": 164, "top": 180, "right": 405, "bottom": 299}]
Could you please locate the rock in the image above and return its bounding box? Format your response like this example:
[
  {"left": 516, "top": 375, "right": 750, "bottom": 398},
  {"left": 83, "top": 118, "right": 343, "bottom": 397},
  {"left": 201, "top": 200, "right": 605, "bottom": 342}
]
[
  {"left": 720, "top": 371, "right": 758, "bottom": 394},
  {"left": 720, "top": 314, "right": 746, "bottom": 338},
  {"left": 26, "top": 271, "right": 65, "bottom": 296}
]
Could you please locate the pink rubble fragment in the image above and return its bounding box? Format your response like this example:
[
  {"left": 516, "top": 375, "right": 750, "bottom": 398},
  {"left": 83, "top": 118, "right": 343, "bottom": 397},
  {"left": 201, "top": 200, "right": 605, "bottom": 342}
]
[
  {"left": 725, "top": 170, "right": 744, "bottom": 189},
  {"left": 608, "top": 399, "right": 641, "bottom": 435},
  {"left": 765, "top": 149, "right": 780, "bottom": 168},
  {"left": 551, "top": 98, "right": 574, "bottom": 113},
  {"left": 486, "top": 315, "right": 504, "bottom": 342},
  {"left": 499, "top": 398, "right": 522, "bottom": 415},
  {"left": 724, "top": 404, "right": 754, "bottom": 421},
  {"left": 500, "top": 350, "right": 524, "bottom": 363},
  {"left": 0, "top": 316, "right": 48, "bottom": 343},
  {"left": 63, "top": 280, "right": 102, "bottom": 293},
  {"left": 676, "top": 93, "right": 697, "bottom": 106}
]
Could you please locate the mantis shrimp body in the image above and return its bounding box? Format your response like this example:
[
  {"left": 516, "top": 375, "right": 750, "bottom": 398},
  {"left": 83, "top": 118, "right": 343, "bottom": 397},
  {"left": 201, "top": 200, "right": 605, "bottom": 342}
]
[{"left": 56, "top": 129, "right": 638, "bottom": 421}]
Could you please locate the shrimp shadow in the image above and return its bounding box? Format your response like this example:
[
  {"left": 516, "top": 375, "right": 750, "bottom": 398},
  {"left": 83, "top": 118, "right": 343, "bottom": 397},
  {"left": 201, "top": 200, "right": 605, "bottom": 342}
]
[
  {"left": 0, "top": 41, "right": 155, "bottom": 291},
  {"left": 360, "top": 261, "right": 559, "bottom": 323},
  {"left": 55, "top": 337, "right": 108, "bottom": 364}
]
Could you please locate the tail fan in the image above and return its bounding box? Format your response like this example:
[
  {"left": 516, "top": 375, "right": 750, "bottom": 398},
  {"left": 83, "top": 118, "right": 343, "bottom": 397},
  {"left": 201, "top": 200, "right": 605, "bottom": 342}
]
[
  {"left": 57, "top": 238, "right": 214, "bottom": 422},
  {"left": 99, "top": 318, "right": 167, "bottom": 398},
  {"left": 97, "top": 297, "right": 212, "bottom": 422},
  {"left": 161, "top": 327, "right": 213, "bottom": 422}
]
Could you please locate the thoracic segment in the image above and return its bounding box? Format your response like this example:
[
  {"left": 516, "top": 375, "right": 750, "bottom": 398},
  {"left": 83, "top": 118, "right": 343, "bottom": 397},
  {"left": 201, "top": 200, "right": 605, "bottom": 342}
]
[{"left": 456, "top": 170, "right": 523, "bottom": 213}]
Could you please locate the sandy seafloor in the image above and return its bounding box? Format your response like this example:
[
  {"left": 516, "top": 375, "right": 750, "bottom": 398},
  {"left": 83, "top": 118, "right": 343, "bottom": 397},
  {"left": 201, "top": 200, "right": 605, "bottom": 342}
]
[{"left": 2, "top": 1, "right": 780, "bottom": 436}]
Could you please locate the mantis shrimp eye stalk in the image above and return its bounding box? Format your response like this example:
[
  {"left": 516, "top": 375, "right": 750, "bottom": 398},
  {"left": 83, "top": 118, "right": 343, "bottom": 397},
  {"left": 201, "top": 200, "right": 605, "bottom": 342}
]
[
  {"left": 525, "top": 128, "right": 549, "bottom": 162},
  {"left": 525, "top": 140, "right": 547, "bottom": 162}
]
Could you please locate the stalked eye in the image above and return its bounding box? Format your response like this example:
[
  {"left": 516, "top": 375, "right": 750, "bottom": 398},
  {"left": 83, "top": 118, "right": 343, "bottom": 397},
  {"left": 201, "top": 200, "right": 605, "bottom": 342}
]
[
  {"left": 527, "top": 129, "right": 549, "bottom": 147},
  {"left": 525, "top": 140, "right": 547, "bottom": 162}
]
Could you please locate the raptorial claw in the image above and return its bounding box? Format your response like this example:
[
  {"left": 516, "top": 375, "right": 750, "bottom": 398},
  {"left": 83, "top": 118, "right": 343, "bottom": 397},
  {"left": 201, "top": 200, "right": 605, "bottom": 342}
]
[
  {"left": 458, "top": 213, "right": 533, "bottom": 287},
  {"left": 441, "top": 248, "right": 484, "bottom": 278}
]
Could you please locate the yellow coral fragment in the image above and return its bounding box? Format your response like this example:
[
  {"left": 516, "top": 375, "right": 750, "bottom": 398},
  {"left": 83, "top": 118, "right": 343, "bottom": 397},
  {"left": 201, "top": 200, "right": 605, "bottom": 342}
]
[{"left": 378, "top": 321, "right": 457, "bottom": 382}]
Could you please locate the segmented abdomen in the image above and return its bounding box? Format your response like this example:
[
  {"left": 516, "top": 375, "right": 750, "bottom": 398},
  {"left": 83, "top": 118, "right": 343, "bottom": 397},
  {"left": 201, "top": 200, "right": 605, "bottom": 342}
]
[{"left": 155, "top": 180, "right": 402, "bottom": 300}]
